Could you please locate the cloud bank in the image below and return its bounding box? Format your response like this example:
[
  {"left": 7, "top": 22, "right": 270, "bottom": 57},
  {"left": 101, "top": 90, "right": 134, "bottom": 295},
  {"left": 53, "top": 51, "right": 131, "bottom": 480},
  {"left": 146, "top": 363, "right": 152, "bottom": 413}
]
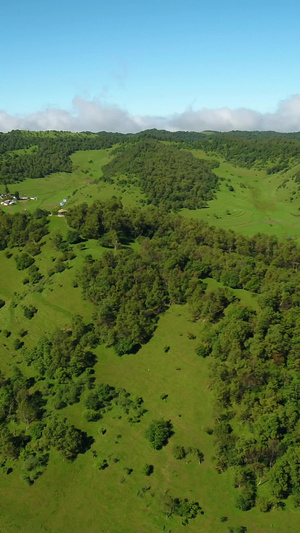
[{"left": 1, "top": 95, "right": 300, "bottom": 133}]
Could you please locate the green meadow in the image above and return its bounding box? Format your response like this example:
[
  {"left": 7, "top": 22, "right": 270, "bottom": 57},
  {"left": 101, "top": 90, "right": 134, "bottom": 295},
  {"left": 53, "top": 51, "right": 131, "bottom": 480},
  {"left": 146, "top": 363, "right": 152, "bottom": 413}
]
[
  {"left": 6, "top": 146, "right": 300, "bottom": 244},
  {"left": 1, "top": 140, "right": 300, "bottom": 533},
  {"left": 5, "top": 148, "right": 144, "bottom": 216},
  {"left": 182, "top": 150, "right": 300, "bottom": 243},
  {"left": 0, "top": 232, "right": 297, "bottom": 532},
  {"left": 1, "top": 298, "right": 299, "bottom": 533}
]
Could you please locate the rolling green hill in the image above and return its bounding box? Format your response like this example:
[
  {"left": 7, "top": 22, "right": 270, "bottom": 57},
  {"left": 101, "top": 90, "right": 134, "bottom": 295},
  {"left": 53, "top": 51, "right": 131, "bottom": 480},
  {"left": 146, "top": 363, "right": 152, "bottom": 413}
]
[{"left": 1, "top": 130, "right": 300, "bottom": 533}]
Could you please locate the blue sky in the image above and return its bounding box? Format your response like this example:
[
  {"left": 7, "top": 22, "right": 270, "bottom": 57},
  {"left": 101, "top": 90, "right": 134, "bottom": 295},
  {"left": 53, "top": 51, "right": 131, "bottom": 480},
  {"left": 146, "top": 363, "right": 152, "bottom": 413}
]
[{"left": 1, "top": 0, "right": 300, "bottom": 131}]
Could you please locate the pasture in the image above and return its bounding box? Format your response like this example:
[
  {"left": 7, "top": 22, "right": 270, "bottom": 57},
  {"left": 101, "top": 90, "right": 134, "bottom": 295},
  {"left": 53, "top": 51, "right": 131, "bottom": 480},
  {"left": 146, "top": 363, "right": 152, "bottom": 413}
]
[
  {"left": 3, "top": 148, "right": 144, "bottom": 216},
  {"left": 0, "top": 144, "right": 300, "bottom": 532},
  {"left": 0, "top": 225, "right": 298, "bottom": 532},
  {"left": 4, "top": 146, "right": 300, "bottom": 246},
  {"left": 1, "top": 299, "right": 299, "bottom": 532},
  {"left": 182, "top": 151, "right": 300, "bottom": 243}
]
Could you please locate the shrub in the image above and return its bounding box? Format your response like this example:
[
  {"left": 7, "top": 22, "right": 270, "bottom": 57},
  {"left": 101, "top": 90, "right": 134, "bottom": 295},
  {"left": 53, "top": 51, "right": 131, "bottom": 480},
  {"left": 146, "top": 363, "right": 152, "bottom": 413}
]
[
  {"left": 96, "top": 459, "right": 108, "bottom": 470},
  {"left": 23, "top": 305, "right": 37, "bottom": 319},
  {"left": 145, "top": 419, "right": 173, "bottom": 450},
  {"left": 257, "top": 497, "right": 273, "bottom": 512},
  {"left": 142, "top": 464, "right": 154, "bottom": 476},
  {"left": 235, "top": 491, "right": 254, "bottom": 511},
  {"left": 13, "top": 338, "right": 23, "bottom": 350},
  {"left": 115, "top": 337, "right": 136, "bottom": 356},
  {"left": 173, "top": 445, "right": 186, "bottom": 460},
  {"left": 85, "top": 410, "right": 101, "bottom": 422},
  {"left": 15, "top": 253, "right": 34, "bottom": 270},
  {"left": 195, "top": 344, "right": 210, "bottom": 358},
  {"left": 291, "top": 494, "right": 300, "bottom": 508}
]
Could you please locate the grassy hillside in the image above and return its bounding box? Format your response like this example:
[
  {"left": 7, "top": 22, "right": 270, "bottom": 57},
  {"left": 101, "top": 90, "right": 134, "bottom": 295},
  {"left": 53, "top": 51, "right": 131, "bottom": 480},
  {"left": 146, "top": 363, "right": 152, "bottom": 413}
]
[
  {"left": 1, "top": 303, "right": 299, "bottom": 533},
  {"left": 5, "top": 148, "right": 144, "bottom": 215},
  {"left": 181, "top": 150, "right": 300, "bottom": 243},
  {"left": 4, "top": 137, "right": 300, "bottom": 243},
  {"left": 1, "top": 130, "right": 300, "bottom": 532}
]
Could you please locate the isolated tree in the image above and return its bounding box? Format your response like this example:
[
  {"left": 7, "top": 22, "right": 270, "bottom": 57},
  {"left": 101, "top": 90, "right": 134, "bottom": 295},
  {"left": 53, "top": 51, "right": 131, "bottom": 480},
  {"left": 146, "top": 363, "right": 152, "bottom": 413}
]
[{"left": 145, "top": 419, "right": 172, "bottom": 450}]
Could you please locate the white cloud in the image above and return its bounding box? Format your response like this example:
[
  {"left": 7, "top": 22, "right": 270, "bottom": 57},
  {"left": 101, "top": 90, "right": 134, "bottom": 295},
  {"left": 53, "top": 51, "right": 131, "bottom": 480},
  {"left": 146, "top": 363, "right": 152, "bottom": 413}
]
[{"left": 1, "top": 95, "right": 300, "bottom": 133}]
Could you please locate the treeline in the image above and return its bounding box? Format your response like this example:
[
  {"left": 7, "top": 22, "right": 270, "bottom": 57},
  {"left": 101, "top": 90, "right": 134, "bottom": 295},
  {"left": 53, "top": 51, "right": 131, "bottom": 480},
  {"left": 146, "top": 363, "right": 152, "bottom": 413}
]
[
  {"left": 185, "top": 132, "right": 300, "bottom": 173},
  {"left": 0, "top": 130, "right": 123, "bottom": 184},
  {"left": 102, "top": 139, "right": 219, "bottom": 209},
  {"left": 134, "top": 129, "right": 300, "bottom": 173},
  {"left": 1, "top": 128, "right": 300, "bottom": 186}
]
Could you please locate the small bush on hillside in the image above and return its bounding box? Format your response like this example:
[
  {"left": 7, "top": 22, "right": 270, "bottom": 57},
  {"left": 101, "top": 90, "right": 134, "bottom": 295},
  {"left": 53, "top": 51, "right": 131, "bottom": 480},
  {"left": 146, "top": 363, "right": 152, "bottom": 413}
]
[
  {"left": 142, "top": 464, "right": 153, "bottom": 476},
  {"left": 15, "top": 253, "right": 34, "bottom": 270},
  {"left": 13, "top": 338, "right": 23, "bottom": 350},
  {"left": 145, "top": 419, "right": 173, "bottom": 450},
  {"left": 23, "top": 305, "right": 37, "bottom": 320},
  {"left": 173, "top": 446, "right": 186, "bottom": 460}
]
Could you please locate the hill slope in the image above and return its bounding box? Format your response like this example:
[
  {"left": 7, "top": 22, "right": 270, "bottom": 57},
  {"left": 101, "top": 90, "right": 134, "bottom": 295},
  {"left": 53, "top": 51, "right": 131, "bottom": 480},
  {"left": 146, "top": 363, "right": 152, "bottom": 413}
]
[{"left": 1, "top": 130, "right": 300, "bottom": 532}]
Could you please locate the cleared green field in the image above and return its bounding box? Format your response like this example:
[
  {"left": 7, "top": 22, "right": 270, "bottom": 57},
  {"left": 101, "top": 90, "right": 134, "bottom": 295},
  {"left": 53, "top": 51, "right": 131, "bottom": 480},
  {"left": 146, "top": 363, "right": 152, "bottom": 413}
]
[
  {"left": 181, "top": 151, "right": 300, "bottom": 243},
  {"left": 3, "top": 148, "right": 144, "bottom": 215},
  {"left": 5, "top": 146, "right": 300, "bottom": 244}
]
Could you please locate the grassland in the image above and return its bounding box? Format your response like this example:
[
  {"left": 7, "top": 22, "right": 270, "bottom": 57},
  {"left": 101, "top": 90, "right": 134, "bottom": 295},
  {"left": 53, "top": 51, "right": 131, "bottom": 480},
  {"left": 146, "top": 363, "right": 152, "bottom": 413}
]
[
  {"left": 5, "top": 146, "right": 300, "bottom": 245},
  {"left": 181, "top": 150, "right": 300, "bottom": 243},
  {"left": 0, "top": 227, "right": 297, "bottom": 532},
  {"left": 6, "top": 148, "right": 144, "bottom": 216},
  {"left": 1, "top": 298, "right": 299, "bottom": 533},
  {"left": 1, "top": 144, "right": 300, "bottom": 532}
]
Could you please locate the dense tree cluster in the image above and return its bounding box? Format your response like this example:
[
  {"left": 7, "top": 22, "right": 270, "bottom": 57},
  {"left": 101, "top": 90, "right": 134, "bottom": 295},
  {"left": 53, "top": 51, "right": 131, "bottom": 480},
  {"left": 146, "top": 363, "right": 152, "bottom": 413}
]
[
  {"left": 184, "top": 131, "right": 300, "bottom": 172},
  {"left": 0, "top": 317, "right": 97, "bottom": 482},
  {"left": 137, "top": 130, "right": 300, "bottom": 173},
  {"left": 23, "top": 315, "right": 96, "bottom": 380},
  {"left": 73, "top": 201, "right": 300, "bottom": 355},
  {"left": 102, "top": 139, "right": 219, "bottom": 209},
  {"left": 0, "top": 365, "right": 89, "bottom": 483},
  {"left": 0, "top": 208, "right": 49, "bottom": 250},
  {"left": 0, "top": 130, "right": 123, "bottom": 184},
  {"left": 81, "top": 248, "right": 169, "bottom": 353},
  {"left": 202, "top": 297, "right": 300, "bottom": 507},
  {"left": 145, "top": 419, "right": 173, "bottom": 449}
]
